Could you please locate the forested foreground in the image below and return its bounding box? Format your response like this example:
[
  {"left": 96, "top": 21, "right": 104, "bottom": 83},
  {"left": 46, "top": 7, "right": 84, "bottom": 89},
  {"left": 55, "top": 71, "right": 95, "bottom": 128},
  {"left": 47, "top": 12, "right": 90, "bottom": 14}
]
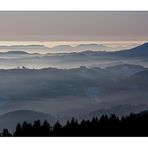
[{"left": 2, "top": 111, "right": 148, "bottom": 137}]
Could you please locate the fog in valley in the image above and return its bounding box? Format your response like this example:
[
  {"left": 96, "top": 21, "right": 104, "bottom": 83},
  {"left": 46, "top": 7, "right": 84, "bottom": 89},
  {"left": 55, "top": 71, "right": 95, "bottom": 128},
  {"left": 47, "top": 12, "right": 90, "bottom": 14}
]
[{"left": 0, "top": 42, "right": 148, "bottom": 131}]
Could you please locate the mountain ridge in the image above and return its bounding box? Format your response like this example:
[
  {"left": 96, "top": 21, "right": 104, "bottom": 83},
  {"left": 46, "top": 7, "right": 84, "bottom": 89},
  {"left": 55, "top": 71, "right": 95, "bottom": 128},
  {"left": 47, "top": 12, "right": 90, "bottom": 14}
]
[{"left": 0, "top": 110, "right": 56, "bottom": 131}]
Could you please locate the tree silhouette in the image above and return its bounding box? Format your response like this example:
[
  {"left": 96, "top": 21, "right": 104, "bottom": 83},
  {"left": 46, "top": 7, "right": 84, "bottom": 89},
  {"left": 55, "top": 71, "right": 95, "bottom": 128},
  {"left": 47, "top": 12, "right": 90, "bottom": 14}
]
[
  {"left": 2, "top": 129, "right": 12, "bottom": 137},
  {"left": 53, "top": 121, "right": 62, "bottom": 136},
  {"left": 14, "top": 123, "right": 22, "bottom": 136},
  {"left": 41, "top": 120, "right": 51, "bottom": 136},
  {"left": 2, "top": 110, "right": 148, "bottom": 137}
]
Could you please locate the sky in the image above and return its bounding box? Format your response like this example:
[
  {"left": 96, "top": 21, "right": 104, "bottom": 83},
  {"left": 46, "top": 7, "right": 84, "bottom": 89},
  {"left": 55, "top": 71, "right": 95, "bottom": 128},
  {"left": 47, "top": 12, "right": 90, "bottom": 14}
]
[{"left": 0, "top": 11, "right": 148, "bottom": 42}]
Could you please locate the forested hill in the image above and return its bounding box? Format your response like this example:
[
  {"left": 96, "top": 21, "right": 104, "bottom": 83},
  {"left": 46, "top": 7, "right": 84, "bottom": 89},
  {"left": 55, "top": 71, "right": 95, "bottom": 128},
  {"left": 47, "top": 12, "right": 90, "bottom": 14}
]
[{"left": 2, "top": 110, "right": 148, "bottom": 137}]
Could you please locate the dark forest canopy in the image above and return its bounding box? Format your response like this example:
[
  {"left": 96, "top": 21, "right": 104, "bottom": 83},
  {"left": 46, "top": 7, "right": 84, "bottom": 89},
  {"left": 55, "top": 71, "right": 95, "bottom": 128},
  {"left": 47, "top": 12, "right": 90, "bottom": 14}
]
[{"left": 2, "top": 110, "right": 148, "bottom": 137}]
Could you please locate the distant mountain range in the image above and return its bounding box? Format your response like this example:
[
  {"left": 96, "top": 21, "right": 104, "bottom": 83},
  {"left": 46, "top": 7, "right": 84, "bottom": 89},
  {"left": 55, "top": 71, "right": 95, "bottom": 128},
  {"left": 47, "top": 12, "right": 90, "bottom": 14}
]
[
  {"left": 0, "top": 51, "right": 30, "bottom": 55},
  {"left": 0, "top": 42, "right": 147, "bottom": 69},
  {"left": 82, "top": 104, "right": 148, "bottom": 119},
  {"left": 0, "top": 63, "right": 147, "bottom": 116},
  {"left": 0, "top": 45, "right": 49, "bottom": 54},
  {"left": 65, "top": 42, "right": 148, "bottom": 58},
  {"left": 0, "top": 44, "right": 112, "bottom": 53},
  {"left": 0, "top": 43, "right": 148, "bottom": 132},
  {"left": 110, "top": 42, "right": 148, "bottom": 58},
  {"left": 0, "top": 42, "right": 147, "bottom": 57}
]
